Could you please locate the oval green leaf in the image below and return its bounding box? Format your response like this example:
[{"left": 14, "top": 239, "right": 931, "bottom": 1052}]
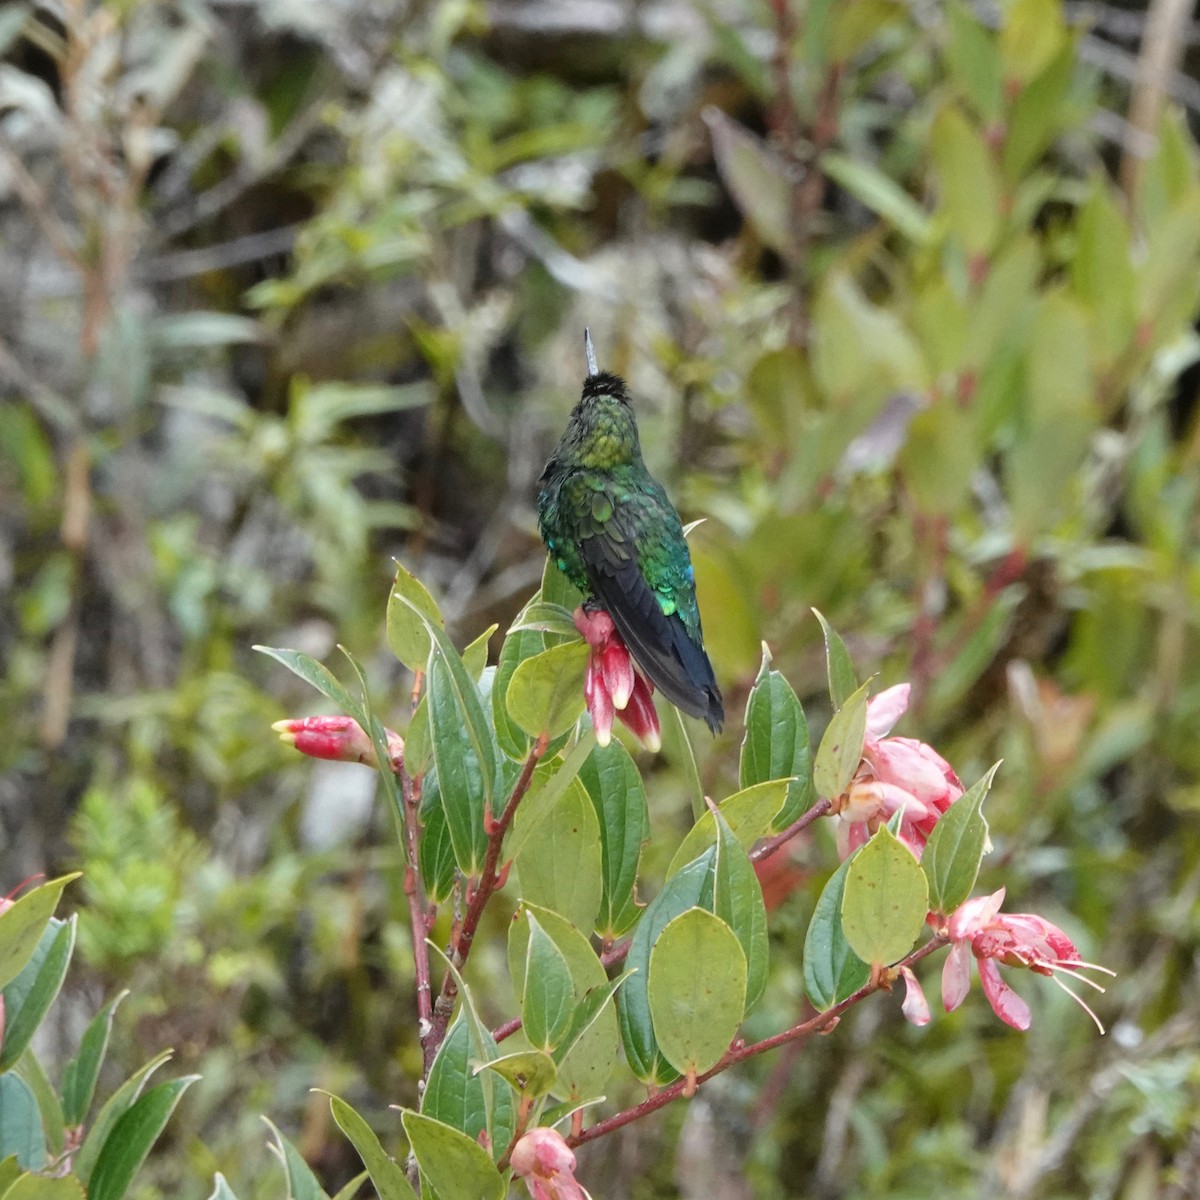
[
  {"left": 386, "top": 561, "right": 443, "bottom": 671},
  {"left": 923, "top": 763, "right": 998, "bottom": 916},
  {"left": 648, "top": 908, "right": 746, "bottom": 1079},
  {"left": 522, "top": 915, "right": 575, "bottom": 1053},
  {"left": 841, "top": 826, "right": 930, "bottom": 967},
  {"left": 506, "top": 641, "right": 589, "bottom": 740},
  {"left": 667, "top": 779, "right": 791, "bottom": 878}
]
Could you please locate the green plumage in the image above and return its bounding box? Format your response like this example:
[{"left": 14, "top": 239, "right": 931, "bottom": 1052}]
[{"left": 537, "top": 364, "right": 724, "bottom": 732}]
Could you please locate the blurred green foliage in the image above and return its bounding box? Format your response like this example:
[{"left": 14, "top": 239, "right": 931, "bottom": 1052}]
[{"left": 2, "top": 0, "right": 1200, "bottom": 1195}]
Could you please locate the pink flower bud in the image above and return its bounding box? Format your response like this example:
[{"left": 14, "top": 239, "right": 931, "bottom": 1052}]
[
  {"left": 511, "top": 1128, "right": 589, "bottom": 1200},
  {"left": 584, "top": 663, "right": 615, "bottom": 748},
  {"left": 600, "top": 642, "right": 636, "bottom": 710},
  {"left": 574, "top": 607, "right": 661, "bottom": 752},
  {"left": 272, "top": 716, "right": 403, "bottom": 772}
]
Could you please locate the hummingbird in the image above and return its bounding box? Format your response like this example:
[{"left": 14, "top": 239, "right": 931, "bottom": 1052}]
[{"left": 537, "top": 332, "right": 724, "bottom": 733}]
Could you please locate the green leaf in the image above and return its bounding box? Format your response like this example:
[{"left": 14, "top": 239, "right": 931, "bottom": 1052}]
[
  {"left": 618, "top": 851, "right": 715, "bottom": 1086},
  {"left": 667, "top": 780, "right": 791, "bottom": 877},
  {"left": 931, "top": 106, "right": 1002, "bottom": 257},
  {"left": 514, "top": 779, "right": 603, "bottom": 935},
  {"left": 0, "top": 875, "right": 79, "bottom": 994},
  {"left": 417, "top": 791, "right": 457, "bottom": 905},
  {"left": 661, "top": 704, "right": 704, "bottom": 819},
  {"left": 73, "top": 1050, "right": 174, "bottom": 1184},
  {"left": 503, "top": 734, "right": 596, "bottom": 862},
  {"left": 923, "top": 764, "right": 998, "bottom": 915},
  {"left": 648, "top": 909, "right": 746, "bottom": 1079},
  {"left": 0, "top": 917, "right": 74, "bottom": 1071},
  {"left": 386, "top": 562, "right": 444, "bottom": 671},
  {"left": 208, "top": 1172, "right": 242, "bottom": 1200},
  {"left": 85, "top": 1076, "right": 198, "bottom": 1200},
  {"left": 462, "top": 624, "right": 497, "bottom": 681},
  {"left": 0, "top": 1075, "right": 44, "bottom": 1170},
  {"left": 739, "top": 646, "right": 815, "bottom": 831},
  {"left": 1000, "top": 40, "right": 1075, "bottom": 182},
  {"left": 507, "top": 905, "right": 619, "bottom": 1103},
  {"left": 1071, "top": 181, "right": 1136, "bottom": 368},
  {"left": 427, "top": 650, "right": 492, "bottom": 877},
  {"left": 327, "top": 1094, "right": 417, "bottom": 1200},
  {"left": 507, "top": 603, "right": 580, "bottom": 639},
  {"left": 61, "top": 991, "right": 127, "bottom": 1127},
  {"left": 253, "top": 647, "right": 364, "bottom": 725},
  {"left": 423, "top": 1018, "right": 491, "bottom": 1146},
  {"left": 711, "top": 809, "right": 770, "bottom": 1012},
  {"left": 2, "top": 1178, "right": 85, "bottom": 1200},
  {"left": 704, "top": 108, "right": 794, "bottom": 256},
  {"left": 0, "top": 1156, "right": 19, "bottom": 1192},
  {"left": 400, "top": 1112, "right": 505, "bottom": 1200},
  {"left": 999, "top": 0, "right": 1064, "bottom": 86},
  {"left": 944, "top": 0, "right": 1003, "bottom": 122},
  {"left": 813, "top": 680, "right": 871, "bottom": 800},
  {"left": 841, "top": 826, "right": 929, "bottom": 966},
  {"left": 11, "top": 1054, "right": 60, "bottom": 1159},
  {"left": 505, "top": 641, "right": 589, "bottom": 740},
  {"left": 577, "top": 740, "right": 648, "bottom": 939},
  {"left": 330, "top": 1173, "right": 368, "bottom": 1200},
  {"left": 423, "top": 948, "right": 515, "bottom": 1155},
  {"left": 522, "top": 915, "right": 576, "bottom": 1053},
  {"left": 475, "top": 1051, "right": 557, "bottom": 1099},
  {"left": 803, "top": 855, "right": 871, "bottom": 1010},
  {"left": 264, "top": 1120, "right": 329, "bottom": 1200},
  {"left": 812, "top": 612, "right": 857, "bottom": 708},
  {"left": 821, "top": 153, "right": 932, "bottom": 244}
]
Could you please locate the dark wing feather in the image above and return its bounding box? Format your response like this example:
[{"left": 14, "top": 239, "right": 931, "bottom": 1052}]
[{"left": 580, "top": 534, "right": 724, "bottom": 733}]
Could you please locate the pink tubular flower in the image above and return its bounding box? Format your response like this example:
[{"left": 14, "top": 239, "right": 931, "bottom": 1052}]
[
  {"left": 272, "top": 715, "right": 404, "bottom": 773},
  {"left": 942, "top": 888, "right": 1114, "bottom": 1032},
  {"left": 574, "top": 607, "right": 661, "bottom": 752},
  {"left": 834, "top": 683, "right": 963, "bottom": 860},
  {"left": 511, "top": 1128, "right": 591, "bottom": 1200}
]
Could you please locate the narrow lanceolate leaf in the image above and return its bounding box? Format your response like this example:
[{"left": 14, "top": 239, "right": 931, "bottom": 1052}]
[
  {"left": 0, "top": 1074, "right": 45, "bottom": 1170},
  {"left": 73, "top": 1051, "right": 174, "bottom": 1185},
  {"left": 821, "top": 152, "right": 933, "bottom": 244},
  {"left": 426, "top": 642, "right": 494, "bottom": 877},
  {"left": 264, "top": 1119, "right": 328, "bottom": 1200},
  {"left": 841, "top": 826, "right": 930, "bottom": 967},
  {"left": 252, "top": 647, "right": 364, "bottom": 726},
  {"left": 61, "top": 991, "right": 127, "bottom": 1127},
  {"left": 813, "top": 680, "right": 871, "bottom": 800},
  {"left": 0, "top": 916, "right": 75, "bottom": 1070},
  {"left": 462, "top": 624, "right": 497, "bottom": 681},
  {"left": 327, "top": 1093, "right": 417, "bottom": 1200},
  {"left": 0, "top": 875, "right": 80, "bottom": 994},
  {"left": 740, "top": 646, "right": 815, "bottom": 831},
  {"left": 668, "top": 780, "right": 791, "bottom": 878},
  {"left": 13, "top": 1051, "right": 62, "bottom": 1157},
  {"left": 86, "top": 1077, "right": 199, "bottom": 1200},
  {"left": 923, "top": 763, "right": 998, "bottom": 916},
  {"left": 475, "top": 1051, "right": 557, "bottom": 1099},
  {"left": 423, "top": 1018, "right": 490, "bottom": 1145},
  {"left": 400, "top": 1112, "right": 505, "bottom": 1200},
  {"left": 416, "top": 787, "right": 457, "bottom": 905},
  {"left": 618, "top": 851, "right": 715, "bottom": 1086},
  {"left": 514, "top": 779, "right": 603, "bottom": 936},
  {"left": 522, "top": 916, "right": 575, "bottom": 1053},
  {"left": 578, "top": 740, "right": 648, "bottom": 939},
  {"left": 386, "top": 560, "right": 443, "bottom": 671},
  {"left": 812, "top": 611, "right": 857, "bottom": 709},
  {"left": 506, "top": 641, "right": 589, "bottom": 740},
  {"left": 711, "top": 810, "right": 770, "bottom": 1012},
  {"left": 804, "top": 855, "right": 870, "bottom": 1010},
  {"left": 423, "top": 947, "right": 516, "bottom": 1157},
  {"left": 648, "top": 909, "right": 746, "bottom": 1079}
]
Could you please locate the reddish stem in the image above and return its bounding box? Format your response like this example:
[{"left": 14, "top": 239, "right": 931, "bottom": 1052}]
[
  {"left": 570, "top": 936, "right": 947, "bottom": 1148},
  {"left": 427, "top": 734, "right": 549, "bottom": 1057}
]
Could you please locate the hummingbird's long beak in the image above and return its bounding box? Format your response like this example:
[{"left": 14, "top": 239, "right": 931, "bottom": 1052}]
[{"left": 584, "top": 328, "right": 599, "bottom": 377}]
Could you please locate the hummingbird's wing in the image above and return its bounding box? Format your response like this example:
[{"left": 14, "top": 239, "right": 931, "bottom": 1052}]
[{"left": 578, "top": 499, "right": 724, "bottom": 733}]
